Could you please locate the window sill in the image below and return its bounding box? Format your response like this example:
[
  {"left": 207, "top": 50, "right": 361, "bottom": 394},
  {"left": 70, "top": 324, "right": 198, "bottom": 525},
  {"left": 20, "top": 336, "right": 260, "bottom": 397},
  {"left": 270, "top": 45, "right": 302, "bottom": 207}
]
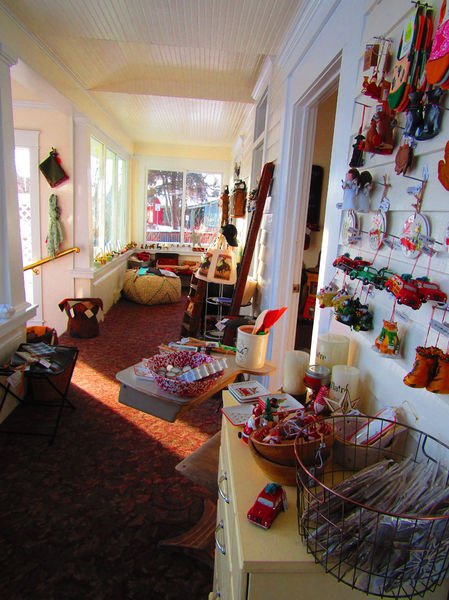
[
  {"left": 0, "top": 303, "right": 37, "bottom": 339},
  {"left": 69, "top": 250, "right": 134, "bottom": 280}
]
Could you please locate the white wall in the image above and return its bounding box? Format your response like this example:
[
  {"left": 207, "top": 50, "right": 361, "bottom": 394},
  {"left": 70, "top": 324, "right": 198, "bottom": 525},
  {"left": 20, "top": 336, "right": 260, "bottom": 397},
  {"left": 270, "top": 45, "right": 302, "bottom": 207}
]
[{"left": 242, "top": 0, "right": 449, "bottom": 445}]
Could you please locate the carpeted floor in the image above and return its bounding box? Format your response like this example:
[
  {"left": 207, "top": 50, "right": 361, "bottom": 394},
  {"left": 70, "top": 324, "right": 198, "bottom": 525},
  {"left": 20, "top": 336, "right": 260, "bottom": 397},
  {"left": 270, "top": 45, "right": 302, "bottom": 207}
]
[{"left": 0, "top": 296, "right": 222, "bottom": 600}]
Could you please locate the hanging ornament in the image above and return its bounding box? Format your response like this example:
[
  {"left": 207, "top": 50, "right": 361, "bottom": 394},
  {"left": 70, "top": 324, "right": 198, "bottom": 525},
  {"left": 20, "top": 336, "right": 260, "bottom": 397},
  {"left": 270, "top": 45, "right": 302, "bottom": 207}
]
[
  {"left": 400, "top": 212, "right": 430, "bottom": 258},
  {"left": 369, "top": 211, "right": 387, "bottom": 251},
  {"left": 340, "top": 211, "right": 360, "bottom": 246},
  {"left": 372, "top": 319, "right": 401, "bottom": 358},
  {"left": 438, "top": 141, "right": 449, "bottom": 190}
]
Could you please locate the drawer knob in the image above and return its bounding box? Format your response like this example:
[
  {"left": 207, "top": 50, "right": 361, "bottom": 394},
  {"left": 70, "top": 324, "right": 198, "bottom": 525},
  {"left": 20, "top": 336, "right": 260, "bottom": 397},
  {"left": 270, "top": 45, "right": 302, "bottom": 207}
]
[
  {"left": 218, "top": 472, "right": 229, "bottom": 503},
  {"left": 214, "top": 520, "right": 226, "bottom": 555}
]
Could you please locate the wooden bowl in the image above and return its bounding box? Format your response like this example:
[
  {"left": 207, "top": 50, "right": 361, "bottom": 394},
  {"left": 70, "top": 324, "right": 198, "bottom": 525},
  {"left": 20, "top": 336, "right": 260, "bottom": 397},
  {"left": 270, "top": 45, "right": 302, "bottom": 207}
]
[
  {"left": 251, "top": 426, "right": 334, "bottom": 468},
  {"left": 248, "top": 436, "right": 297, "bottom": 486},
  {"left": 250, "top": 429, "right": 296, "bottom": 466},
  {"left": 294, "top": 432, "right": 334, "bottom": 468}
]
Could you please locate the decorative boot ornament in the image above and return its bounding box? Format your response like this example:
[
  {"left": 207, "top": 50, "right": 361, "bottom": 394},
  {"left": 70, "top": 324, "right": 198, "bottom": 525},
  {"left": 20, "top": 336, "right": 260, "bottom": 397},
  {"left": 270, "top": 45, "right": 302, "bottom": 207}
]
[
  {"left": 426, "top": 350, "right": 449, "bottom": 394},
  {"left": 403, "top": 346, "right": 439, "bottom": 388}
]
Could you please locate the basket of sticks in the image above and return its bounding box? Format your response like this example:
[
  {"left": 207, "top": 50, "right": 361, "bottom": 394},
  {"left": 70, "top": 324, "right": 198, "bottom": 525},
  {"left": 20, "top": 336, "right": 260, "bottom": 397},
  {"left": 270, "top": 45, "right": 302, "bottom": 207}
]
[{"left": 295, "top": 414, "right": 449, "bottom": 599}]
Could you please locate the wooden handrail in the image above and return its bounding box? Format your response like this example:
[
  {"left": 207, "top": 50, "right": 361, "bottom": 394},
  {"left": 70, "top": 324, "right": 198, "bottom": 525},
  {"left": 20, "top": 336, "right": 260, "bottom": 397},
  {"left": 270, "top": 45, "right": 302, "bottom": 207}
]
[{"left": 23, "top": 247, "right": 80, "bottom": 274}]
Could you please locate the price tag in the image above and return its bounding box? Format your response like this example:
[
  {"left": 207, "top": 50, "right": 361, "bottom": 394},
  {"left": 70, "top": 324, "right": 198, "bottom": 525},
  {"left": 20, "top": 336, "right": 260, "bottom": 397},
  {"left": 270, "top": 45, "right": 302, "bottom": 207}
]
[
  {"left": 6, "top": 370, "right": 22, "bottom": 388},
  {"left": 379, "top": 197, "right": 390, "bottom": 212},
  {"left": 395, "top": 310, "right": 409, "bottom": 323},
  {"left": 85, "top": 309, "right": 94, "bottom": 318},
  {"left": 430, "top": 319, "right": 449, "bottom": 337}
]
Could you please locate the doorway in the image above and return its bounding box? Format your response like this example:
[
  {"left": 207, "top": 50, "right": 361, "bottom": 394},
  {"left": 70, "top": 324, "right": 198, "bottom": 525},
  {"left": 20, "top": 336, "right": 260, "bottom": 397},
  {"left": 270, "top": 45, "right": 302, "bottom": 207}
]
[{"left": 295, "top": 90, "right": 338, "bottom": 351}]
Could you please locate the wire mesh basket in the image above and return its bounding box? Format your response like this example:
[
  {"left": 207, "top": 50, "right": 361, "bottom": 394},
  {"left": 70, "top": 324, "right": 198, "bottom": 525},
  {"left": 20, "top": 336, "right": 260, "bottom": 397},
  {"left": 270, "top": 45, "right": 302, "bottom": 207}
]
[{"left": 295, "top": 414, "right": 449, "bottom": 599}]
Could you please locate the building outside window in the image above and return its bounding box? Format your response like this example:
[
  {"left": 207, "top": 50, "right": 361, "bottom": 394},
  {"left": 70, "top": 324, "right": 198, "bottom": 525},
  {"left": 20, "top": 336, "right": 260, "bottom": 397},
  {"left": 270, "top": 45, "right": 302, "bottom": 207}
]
[
  {"left": 90, "top": 136, "right": 127, "bottom": 259},
  {"left": 146, "top": 170, "right": 222, "bottom": 246}
]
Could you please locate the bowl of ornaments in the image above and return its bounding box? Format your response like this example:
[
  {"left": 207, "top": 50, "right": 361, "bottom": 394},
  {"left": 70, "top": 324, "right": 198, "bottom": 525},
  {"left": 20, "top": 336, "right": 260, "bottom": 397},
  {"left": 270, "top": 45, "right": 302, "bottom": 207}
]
[{"left": 144, "top": 351, "right": 226, "bottom": 397}]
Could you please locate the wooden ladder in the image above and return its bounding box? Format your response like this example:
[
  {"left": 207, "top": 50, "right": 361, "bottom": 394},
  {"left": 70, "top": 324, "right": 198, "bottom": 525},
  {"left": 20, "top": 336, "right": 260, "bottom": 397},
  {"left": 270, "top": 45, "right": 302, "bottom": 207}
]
[
  {"left": 180, "top": 275, "right": 207, "bottom": 337},
  {"left": 222, "top": 161, "right": 275, "bottom": 345}
]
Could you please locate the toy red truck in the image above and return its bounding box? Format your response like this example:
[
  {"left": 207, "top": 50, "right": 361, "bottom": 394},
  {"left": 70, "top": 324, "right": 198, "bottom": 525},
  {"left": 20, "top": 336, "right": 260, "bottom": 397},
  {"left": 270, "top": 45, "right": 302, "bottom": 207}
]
[
  {"left": 247, "top": 483, "right": 287, "bottom": 529},
  {"left": 384, "top": 274, "right": 421, "bottom": 309}
]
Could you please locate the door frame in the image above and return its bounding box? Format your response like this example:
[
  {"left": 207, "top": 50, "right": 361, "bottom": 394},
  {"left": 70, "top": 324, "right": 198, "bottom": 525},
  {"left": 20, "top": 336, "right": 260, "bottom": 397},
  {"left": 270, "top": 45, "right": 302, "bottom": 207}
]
[{"left": 268, "top": 55, "right": 341, "bottom": 390}]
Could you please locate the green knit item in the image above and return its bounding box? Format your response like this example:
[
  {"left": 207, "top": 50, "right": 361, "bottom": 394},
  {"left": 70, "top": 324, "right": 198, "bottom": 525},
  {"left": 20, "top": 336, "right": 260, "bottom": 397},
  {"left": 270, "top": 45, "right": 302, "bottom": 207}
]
[{"left": 46, "top": 194, "right": 64, "bottom": 257}]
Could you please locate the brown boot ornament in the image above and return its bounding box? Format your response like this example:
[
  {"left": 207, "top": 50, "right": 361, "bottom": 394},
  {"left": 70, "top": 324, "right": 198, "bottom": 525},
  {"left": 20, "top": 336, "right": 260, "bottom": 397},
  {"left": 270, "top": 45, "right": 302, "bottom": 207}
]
[
  {"left": 427, "top": 350, "right": 449, "bottom": 394},
  {"left": 403, "top": 346, "right": 439, "bottom": 388}
]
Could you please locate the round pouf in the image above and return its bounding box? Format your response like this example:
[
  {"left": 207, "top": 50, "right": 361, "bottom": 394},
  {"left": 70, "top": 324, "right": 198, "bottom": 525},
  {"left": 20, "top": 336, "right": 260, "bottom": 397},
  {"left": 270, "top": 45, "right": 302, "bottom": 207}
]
[{"left": 122, "top": 270, "right": 181, "bottom": 305}]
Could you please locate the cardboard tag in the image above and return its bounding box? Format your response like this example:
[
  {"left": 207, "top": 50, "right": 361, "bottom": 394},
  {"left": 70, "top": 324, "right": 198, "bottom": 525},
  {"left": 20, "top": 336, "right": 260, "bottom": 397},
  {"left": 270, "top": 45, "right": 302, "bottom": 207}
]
[
  {"left": 6, "top": 370, "right": 22, "bottom": 388},
  {"left": 85, "top": 309, "right": 94, "bottom": 318},
  {"left": 363, "top": 44, "right": 379, "bottom": 70}
]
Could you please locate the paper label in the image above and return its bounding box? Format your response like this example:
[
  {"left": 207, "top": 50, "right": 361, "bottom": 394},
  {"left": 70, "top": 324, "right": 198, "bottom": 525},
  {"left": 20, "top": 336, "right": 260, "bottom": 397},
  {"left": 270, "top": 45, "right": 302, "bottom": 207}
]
[
  {"left": 7, "top": 370, "right": 22, "bottom": 387},
  {"left": 430, "top": 319, "right": 449, "bottom": 337}
]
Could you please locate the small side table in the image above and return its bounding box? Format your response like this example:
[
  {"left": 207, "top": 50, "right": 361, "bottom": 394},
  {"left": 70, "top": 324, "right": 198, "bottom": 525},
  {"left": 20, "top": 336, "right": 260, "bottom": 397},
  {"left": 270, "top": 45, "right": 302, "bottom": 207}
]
[{"left": 0, "top": 344, "right": 78, "bottom": 444}]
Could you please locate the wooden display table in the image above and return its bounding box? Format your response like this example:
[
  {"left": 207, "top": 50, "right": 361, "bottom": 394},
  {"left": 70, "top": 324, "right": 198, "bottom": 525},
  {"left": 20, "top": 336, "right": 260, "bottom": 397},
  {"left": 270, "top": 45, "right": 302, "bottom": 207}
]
[{"left": 116, "top": 355, "right": 276, "bottom": 422}]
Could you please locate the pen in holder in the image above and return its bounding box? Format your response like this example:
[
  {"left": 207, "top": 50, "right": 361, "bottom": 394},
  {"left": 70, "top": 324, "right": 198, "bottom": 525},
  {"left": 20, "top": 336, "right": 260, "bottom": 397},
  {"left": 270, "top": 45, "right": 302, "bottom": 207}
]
[{"left": 235, "top": 325, "right": 269, "bottom": 370}]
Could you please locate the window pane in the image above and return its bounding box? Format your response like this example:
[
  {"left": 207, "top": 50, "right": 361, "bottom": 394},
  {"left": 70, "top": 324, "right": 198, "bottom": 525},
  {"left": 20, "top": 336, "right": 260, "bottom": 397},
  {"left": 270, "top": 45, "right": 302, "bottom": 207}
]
[
  {"left": 184, "top": 172, "right": 222, "bottom": 246},
  {"left": 91, "top": 138, "right": 104, "bottom": 252},
  {"left": 15, "top": 147, "right": 34, "bottom": 305},
  {"left": 105, "top": 148, "right": 115, "bottom": 250},
  {"left": 146, "top": 170, "right": 183, "bottom": 244},
  {"left": 117, "top": 157, "right": 126, "bottom": 245}
]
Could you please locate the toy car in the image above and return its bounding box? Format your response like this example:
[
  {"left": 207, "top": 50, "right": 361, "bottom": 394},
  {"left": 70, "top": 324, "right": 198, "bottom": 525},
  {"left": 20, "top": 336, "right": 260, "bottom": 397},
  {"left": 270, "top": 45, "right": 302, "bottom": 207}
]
[
  {"left": 385, "top": 274, "right": 422, "bottom": 309},
  {"left": 375, "top": 267, "right": 395, "bottom": 290},
  {"left": 414, "top": 278, "right": 448, "bottom": 304},
  {"left": 333, "top": 254, "right": 370, "bottom": 273},
  {"left": 333, "top": 253, "right": 355, "bottom": 272},
  {"left": 348, "top": 265, "right": 379, "bottom": 285},
  {"left": 247, "top": 483, "right": 287, "bottom": 529}
]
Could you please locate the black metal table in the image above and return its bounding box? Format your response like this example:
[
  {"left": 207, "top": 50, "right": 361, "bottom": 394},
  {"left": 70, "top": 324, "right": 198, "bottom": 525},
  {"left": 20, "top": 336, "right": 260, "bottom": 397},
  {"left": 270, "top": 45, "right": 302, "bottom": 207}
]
[{"left": 0, "top": 344, "right": 78, "bottom": 444}]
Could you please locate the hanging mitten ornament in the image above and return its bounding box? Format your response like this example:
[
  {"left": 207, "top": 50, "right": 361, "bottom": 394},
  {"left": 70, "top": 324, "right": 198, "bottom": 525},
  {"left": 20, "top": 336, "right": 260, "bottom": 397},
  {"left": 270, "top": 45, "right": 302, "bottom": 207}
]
[
  {"left": 395, "top": 138, "right": 414, "bottom": 175},
  {"left": 46, "top": 194, "right": 64, "bottom": 258}
]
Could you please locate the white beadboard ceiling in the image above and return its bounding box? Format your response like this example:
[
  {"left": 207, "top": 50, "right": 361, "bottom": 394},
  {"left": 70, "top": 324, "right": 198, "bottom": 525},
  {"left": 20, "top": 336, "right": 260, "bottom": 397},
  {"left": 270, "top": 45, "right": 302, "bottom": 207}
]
[{"left": 1, "top": 0, "right": 304, "bottom": 147}]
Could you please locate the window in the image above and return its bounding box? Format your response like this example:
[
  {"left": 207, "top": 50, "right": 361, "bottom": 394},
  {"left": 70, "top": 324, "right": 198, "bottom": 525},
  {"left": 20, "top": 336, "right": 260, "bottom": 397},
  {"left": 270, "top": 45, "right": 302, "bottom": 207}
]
[
  {"left": 90, "top": 137, "right": 127, "bottom": 259},
  {"left": 146, "top": 170, "right": 222, "bottom": 246}
]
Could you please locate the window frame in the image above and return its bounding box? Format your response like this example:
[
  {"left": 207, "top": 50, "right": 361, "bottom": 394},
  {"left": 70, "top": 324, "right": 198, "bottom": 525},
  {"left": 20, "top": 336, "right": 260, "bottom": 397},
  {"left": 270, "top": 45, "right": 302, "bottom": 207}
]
[
  {"left": 144, "top": 168, "right": 223, "bottom": 247},
  {"left": 90, "top": 135, "right": 127, "bottom": 260}
]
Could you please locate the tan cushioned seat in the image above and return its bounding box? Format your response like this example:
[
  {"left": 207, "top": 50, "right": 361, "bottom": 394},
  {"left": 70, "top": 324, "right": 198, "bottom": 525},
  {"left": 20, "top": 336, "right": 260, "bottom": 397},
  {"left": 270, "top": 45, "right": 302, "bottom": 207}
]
[{"left": 122, "top": 270, "right": 181, "bottom": 305}]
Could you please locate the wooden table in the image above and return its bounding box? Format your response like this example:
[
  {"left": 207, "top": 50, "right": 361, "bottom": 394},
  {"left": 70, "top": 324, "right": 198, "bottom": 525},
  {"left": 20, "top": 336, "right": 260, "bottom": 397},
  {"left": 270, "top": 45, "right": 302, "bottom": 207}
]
[{"left": 116, "top": 354, "right": 276, "bottom": 422}]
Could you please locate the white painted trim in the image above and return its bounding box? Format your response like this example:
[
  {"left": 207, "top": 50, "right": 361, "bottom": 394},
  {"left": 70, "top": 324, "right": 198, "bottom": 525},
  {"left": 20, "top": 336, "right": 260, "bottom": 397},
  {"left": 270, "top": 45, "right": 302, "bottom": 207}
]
[
  {"left": 266, "top": 56, "right": 341, "bottom": 391},
  {"left": 277, "top": 1, "right": 341, "bottom": 76},
  {"left": 12, "top": 100, "right": 54, "bottom": 111},
  {"left": 0, "top": 303, "right": 36, "bottom": 338},
  {"left": 252, "top": 56, "right": 274, "bottom": 102}
]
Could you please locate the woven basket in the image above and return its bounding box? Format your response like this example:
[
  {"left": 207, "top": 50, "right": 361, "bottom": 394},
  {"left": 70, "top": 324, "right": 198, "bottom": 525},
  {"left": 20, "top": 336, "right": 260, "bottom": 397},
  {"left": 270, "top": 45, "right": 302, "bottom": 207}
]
[
  {"left": 145, "top": 351, "right": 223, "bottom": 397},
  {"left": 122, "top": 270, "right": 181, "bottom": 305}
]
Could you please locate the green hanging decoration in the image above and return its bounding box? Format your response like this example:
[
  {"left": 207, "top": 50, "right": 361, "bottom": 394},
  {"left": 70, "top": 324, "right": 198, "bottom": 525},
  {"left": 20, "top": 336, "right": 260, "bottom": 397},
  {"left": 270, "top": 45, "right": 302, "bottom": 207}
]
[{"left": 46, "top": 194, "right": 64, "bottom": 257}]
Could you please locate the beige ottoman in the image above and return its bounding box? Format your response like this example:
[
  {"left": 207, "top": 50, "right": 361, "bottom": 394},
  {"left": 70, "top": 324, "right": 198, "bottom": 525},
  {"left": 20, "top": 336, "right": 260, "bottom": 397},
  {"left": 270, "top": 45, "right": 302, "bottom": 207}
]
[{"left": 122, "top": 270, "right": 181, "bottom": 305}]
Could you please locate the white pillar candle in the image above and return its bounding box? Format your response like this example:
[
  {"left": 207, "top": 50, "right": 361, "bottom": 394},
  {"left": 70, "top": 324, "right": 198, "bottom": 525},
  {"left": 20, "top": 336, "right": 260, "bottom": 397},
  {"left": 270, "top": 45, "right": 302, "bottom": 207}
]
[
  {"left": 316, "top": 333, "right": 349, "bottom": 369},
  {"left": 329, "top": 365, "right": 360, "bottom": 403},
  {"left": 283, "top": 350, "right": 309, "bottom": 395}
]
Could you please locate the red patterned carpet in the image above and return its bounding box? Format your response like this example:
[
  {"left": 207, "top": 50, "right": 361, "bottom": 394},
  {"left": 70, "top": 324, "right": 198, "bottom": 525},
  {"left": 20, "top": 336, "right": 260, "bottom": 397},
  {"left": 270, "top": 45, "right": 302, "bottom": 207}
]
[{"left": 0, "top": 296, "right": 222, "bottom": 599}]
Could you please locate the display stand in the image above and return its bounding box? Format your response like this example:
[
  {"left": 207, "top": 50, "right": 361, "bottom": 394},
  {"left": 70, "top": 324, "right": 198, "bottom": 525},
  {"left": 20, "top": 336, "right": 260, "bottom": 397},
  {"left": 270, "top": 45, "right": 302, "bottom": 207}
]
[{"left": 0, "top": 345, "right": 78, "bottom": 444}]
